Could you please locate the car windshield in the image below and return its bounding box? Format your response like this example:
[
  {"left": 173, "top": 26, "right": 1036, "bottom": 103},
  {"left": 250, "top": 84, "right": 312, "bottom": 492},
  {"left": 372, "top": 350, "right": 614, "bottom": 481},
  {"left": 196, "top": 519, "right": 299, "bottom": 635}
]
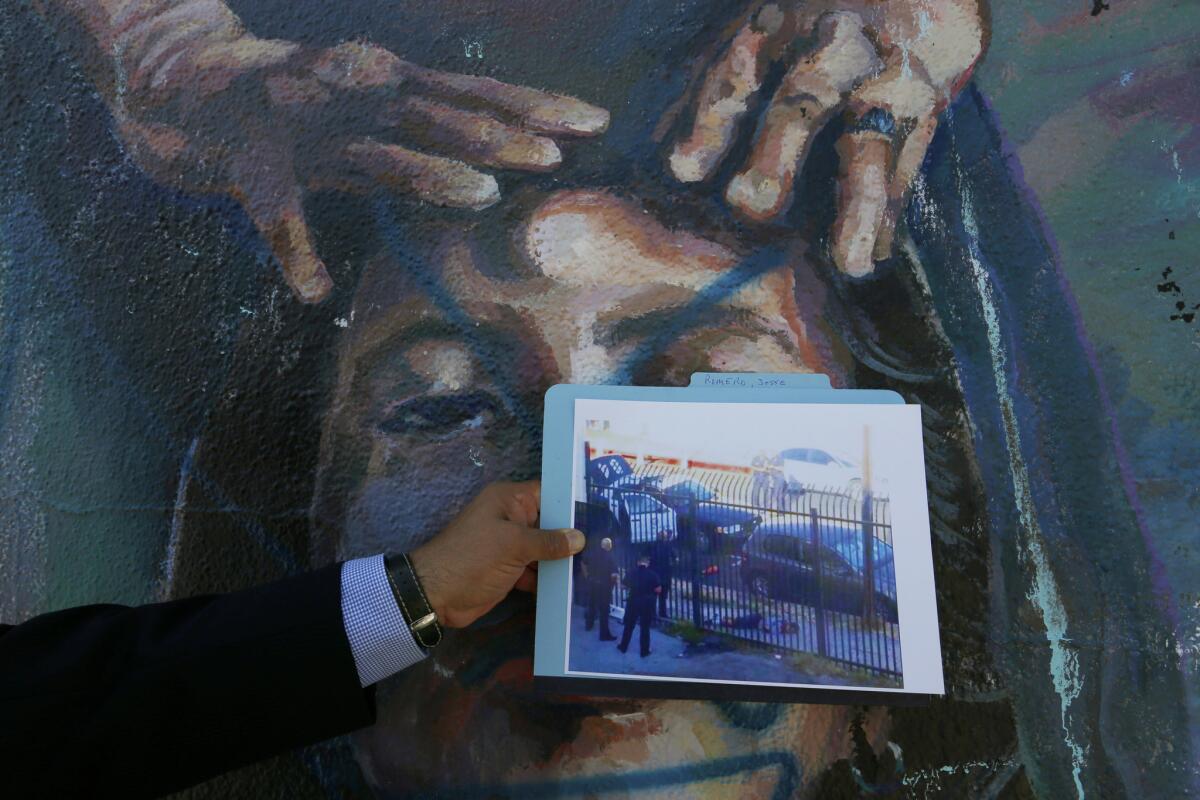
[
  {"left": 663, "top": 480, "right": 714, "bottom": 500},
  {"left": 624, "top": 494, "right": 664, "bottom": 513}
]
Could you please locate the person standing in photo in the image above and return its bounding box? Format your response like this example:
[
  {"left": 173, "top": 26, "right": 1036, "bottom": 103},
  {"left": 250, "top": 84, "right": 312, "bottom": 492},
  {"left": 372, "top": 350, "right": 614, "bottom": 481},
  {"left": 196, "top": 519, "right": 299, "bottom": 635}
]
[
  {"left": 650, "top": 529, "right": 674, "bottom": 620},
  {"left": 583, "top": 537, "right": 618, "bottom": 641},
  {"left": 750, "top": 452, "right": 770, "bottom": 509},
  {"left": 618, "top": 555, "right": 661, "bottom": 658},
  {"left": 768, "top": 452, "right": 788, "bottom": 511}
]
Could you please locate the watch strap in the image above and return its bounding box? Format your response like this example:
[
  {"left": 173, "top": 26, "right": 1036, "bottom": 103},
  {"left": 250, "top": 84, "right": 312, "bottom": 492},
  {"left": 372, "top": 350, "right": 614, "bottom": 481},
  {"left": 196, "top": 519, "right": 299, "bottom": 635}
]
[{"left": 383, "top": 553, "right": 443, "bottom": 650}]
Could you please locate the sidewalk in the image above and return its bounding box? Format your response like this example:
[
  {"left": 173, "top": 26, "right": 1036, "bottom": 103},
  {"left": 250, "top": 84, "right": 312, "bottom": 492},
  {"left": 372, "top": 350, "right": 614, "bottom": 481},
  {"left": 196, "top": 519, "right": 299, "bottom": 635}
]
[{"left": 567, "top": 606, "right": 858, "bottom": 685}]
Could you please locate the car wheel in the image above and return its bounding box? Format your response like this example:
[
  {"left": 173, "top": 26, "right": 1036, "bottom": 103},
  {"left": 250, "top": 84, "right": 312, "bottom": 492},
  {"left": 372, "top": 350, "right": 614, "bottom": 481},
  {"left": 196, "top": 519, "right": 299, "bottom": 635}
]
[
  {"left": 750, "top": 574, "right": 771, "bottom": 598},
  {"left": 696, "top": 531, "right": 713, "bottom": 552}
]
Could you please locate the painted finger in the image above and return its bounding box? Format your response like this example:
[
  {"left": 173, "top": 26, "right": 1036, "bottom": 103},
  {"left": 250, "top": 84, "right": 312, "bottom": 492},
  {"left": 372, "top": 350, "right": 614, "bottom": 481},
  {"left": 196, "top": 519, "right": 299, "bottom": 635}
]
[
  {"left": 831, "top": 61, "right": 938, "bottom": 272},
  {"left": 308, "top": 139, "right": 501, "bottom": 210},
  {"left": 401, "top": 64, "right": 609, "bottom": 137},
  {"left": 229, "top": 149, "right": 332, "bottom": 303},
  {"left": 384, "top": 96, "right": 562, "bottom": 172},
  {"left": 830, "top": 127, "right": 893, "bottom": 277},
  {"left": 310, "top": 42, "right": 608, "bottom": 137},
  {"left": 872, "top": 114, "right": 937, "bottom": 261},
  {"left": 724, "top": 11, "right": 882, "bottom": 222},
  {"left": 668, "top": 4, "right": 793, "bottom": 183}
]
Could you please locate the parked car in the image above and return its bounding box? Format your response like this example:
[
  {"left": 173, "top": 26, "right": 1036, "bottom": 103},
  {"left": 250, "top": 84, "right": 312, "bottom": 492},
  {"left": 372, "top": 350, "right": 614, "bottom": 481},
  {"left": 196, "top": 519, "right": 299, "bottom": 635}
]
[
  {"left": 778, "top": 448, "right": 862, "bottom": 492},
  {"left": 585, "top": 453, "right": 647, "bottom": 516},
  {"left": 737, "top": 519, "right": 898, "bottom": 623},
  {"left": 659, "top": 478, "right": 760, "bottom": 552},
  {"left": 616, "top": 491, "right": 679, "bottom": 544}
]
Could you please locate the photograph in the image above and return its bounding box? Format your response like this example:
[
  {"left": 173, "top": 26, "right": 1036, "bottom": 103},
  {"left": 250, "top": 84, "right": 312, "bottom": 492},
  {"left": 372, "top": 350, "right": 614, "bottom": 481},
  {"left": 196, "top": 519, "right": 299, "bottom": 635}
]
[{"left": 566, "top": 399, "right": 931, "bottom": 692}]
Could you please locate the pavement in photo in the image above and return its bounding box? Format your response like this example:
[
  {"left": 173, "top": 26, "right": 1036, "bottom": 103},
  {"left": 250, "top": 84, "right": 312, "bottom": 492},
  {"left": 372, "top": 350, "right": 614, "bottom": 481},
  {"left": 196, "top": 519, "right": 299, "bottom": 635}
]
[{"left": 567, "top": 606, "right": 859, "bottom": 686}]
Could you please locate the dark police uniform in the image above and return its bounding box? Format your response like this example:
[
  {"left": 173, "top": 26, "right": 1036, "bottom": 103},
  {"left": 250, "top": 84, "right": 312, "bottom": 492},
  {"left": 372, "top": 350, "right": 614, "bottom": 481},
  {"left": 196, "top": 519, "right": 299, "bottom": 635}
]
[
  {"left": 584, "top": 545, "right": 617, "bottom": 640},
  {"left": 618, "top": 563, "right": 660, "bottom": 657},
  {"left": 649, "top": 539, "right": 674, "bottom": 618}
]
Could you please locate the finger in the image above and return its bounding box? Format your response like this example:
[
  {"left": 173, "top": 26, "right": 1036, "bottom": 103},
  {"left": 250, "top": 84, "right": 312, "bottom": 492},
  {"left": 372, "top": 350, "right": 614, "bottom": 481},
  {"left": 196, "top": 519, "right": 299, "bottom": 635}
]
[
  {"left": 229, "top": 149, "right": 332, "bottom": 303},
  {"left": 668, "top": 4, "right": 792, "bottom": 183},
  {"left": 493, "top": 480, "right": 541, "bottom": 526},
  {"left": 384, "top": 96, "right": 562, "bottom": 172},
  {"left": 830, "top": 128, "right": 892, "bottom": 276},
  {"left": 724, "top": 11, "right": 882, "bottom": 222},
  {"left": 523, "top": 527, "right": 585, "bottom": 563},
  {"left": 831, "top": 65, "right": 937, "bottom": 275},
  {"left": 514, "top": 565, "right": 539, "bottom": 593},
  {"left": 308, "top": 139, "right": 500, "bottom": 210},
  {"left": 872, "top": 114, "right": 937, "bottom": 261},
  {"left": 400, "top": 64, "right": 609, "bottom": 137}
]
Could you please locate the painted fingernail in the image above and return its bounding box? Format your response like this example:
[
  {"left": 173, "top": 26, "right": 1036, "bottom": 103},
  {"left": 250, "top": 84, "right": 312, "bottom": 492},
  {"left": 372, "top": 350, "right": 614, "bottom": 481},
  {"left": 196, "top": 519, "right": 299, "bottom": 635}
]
[
  {"left": 434, "top": 170, "right": 500, "bottom": 210},
  {"left": 725, "top": 169, "right": 785, "bottom": 222},
  {"left": 291, "top": 266, "right": 333, "bottom": 304},
  {"left": 497, "top": 137, "right": 562, "bottom": 170},
  {"left": 530, "top": 102, "right": 610, "bottom": 135},
  {"left": 561, "top": 105, "right": 610, "bottom": 135},
  {"left": 563, "top": 529, "right": 586, "bottom": 553},
  {"left": 834, "top": 233, "right": 877, "bottom": 277},
  {"left": 669, "top": 144, "right": 712, "bottom": 183}
]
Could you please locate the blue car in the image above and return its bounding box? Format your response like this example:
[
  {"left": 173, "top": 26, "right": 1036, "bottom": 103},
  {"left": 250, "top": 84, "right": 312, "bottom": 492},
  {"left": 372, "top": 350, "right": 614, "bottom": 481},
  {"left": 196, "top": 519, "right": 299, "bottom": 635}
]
[
  {"left": 738, "top": 518, "right": 898, "bottom": 623},
  {"left": 659, "top": 479, "right": 760, "bottom": 552}
]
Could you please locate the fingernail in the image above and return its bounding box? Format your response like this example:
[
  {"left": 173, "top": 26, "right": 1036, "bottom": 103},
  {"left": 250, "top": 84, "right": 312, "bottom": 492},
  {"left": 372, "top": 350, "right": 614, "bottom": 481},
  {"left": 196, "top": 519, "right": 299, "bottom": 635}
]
[
  {"left": 834, "top": 237, "right": 876, "bottom": 277},
  {"left": 441, "top": 171, "right": 500, "bottom": 210},
  {"left": 560, "top": 105, "right": 610, "bottom": 135},
  {"left": 498, "top": 137, "right": 561, "bottom": 170},
  {"left": 725, "top": 169, "right": 784, "bottom": 222},
  {"left": 291, "top": 266, "right": 333, "bottom": 304},
  {"left": 669, "top": 145, "right": 710, "bottom": 183},
  {"left": 563, "top": 529, "right": 586, "bottom": 553}
]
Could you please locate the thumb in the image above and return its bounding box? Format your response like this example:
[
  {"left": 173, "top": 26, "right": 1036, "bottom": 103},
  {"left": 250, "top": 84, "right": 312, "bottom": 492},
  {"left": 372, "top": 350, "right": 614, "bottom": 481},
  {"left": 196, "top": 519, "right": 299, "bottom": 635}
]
[{"left": 523, "top": 527, "right": 585, "bottom": 563}]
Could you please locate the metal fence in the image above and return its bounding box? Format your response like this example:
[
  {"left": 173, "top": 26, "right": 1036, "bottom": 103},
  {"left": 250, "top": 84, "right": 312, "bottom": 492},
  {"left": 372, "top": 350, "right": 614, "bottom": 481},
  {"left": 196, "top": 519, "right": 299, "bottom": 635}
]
[{"left": 576, "top": 460, "right": 902, "bottom": 681}]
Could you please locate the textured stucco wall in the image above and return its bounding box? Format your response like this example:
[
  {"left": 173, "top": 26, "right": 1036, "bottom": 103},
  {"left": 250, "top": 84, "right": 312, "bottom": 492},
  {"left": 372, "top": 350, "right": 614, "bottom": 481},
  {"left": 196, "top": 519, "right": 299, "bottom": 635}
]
[{"left": 1, "top": 1, "right": 1196, "bottom": 797}]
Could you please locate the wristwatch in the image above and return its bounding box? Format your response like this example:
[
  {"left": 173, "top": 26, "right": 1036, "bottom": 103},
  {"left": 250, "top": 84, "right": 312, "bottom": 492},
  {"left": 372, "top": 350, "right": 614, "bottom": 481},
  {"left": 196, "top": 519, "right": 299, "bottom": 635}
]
[{"left": 383, "top": 553, "right": 443, "bottom": 650}]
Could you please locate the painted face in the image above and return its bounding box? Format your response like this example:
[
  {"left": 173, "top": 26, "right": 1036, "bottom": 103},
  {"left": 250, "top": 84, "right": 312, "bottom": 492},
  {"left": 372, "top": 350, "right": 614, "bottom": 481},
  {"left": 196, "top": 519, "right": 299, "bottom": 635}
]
[{"left": 312, "top": 189, "right": 884, "bottom": 796}]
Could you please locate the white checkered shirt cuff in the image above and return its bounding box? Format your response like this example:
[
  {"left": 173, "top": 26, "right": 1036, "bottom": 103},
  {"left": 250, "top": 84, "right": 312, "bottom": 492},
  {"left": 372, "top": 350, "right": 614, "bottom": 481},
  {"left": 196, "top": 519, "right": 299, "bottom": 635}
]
[{"left": 341, "top": 554, "right": 427, "bottom": 687}]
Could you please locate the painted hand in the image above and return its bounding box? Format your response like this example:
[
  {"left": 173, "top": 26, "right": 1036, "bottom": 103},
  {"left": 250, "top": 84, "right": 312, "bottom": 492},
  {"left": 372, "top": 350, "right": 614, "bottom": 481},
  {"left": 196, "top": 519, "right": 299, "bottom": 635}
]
[
  {"left": 114, "top": 35, "right": 608, "bottom": 302},
  {"left": 407, "top": 481, "right": 585, "bottom": 629},
  {"left": 668, "top": 0, "right": 987, "bottom": 275}
]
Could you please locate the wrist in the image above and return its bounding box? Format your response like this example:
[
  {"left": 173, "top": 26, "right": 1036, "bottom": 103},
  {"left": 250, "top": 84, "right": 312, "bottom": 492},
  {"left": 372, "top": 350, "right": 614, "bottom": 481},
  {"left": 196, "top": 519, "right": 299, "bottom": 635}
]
[
  {"left": 383, "top": 551, "right": 443, "bottom": 649},
  {"left": 406, "top": 546, "right": 447, "bottom": 622}
]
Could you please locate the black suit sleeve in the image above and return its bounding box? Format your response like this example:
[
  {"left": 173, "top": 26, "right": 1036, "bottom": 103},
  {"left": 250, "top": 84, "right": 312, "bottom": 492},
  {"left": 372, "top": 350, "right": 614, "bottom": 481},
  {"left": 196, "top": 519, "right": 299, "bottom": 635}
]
[{"left": 0, "top": 562, "right": 375, "bottom": 798}]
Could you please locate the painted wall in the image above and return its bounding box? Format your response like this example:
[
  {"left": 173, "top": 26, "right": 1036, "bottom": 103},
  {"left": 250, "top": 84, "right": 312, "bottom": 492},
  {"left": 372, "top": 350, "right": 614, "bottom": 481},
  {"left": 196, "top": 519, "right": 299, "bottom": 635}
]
[{"left": 1, "top": 1, "right": 1195, "bottom": 797}]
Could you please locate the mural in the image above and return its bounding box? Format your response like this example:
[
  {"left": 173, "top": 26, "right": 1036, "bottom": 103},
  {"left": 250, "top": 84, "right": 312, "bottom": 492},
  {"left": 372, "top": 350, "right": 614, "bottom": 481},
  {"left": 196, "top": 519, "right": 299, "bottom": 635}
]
[{"left": 2, "top": 0, "right": 1197, "bottom": 797}]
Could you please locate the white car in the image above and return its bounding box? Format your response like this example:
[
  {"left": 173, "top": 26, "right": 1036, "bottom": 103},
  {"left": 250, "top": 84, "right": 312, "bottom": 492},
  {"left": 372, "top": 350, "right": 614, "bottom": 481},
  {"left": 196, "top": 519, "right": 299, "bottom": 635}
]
[
  {"left": 617, "top": 492, "right": 678, "bottom": 544},
  {"left": 779, "top": 448, "right": 862, "bottom": 492}
]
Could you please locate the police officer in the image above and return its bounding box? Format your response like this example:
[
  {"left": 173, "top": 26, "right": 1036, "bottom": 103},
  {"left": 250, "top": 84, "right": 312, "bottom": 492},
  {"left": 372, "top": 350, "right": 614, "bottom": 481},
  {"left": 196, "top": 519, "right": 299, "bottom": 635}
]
[
  {"left": 618, "top": 555, "right": 661, "bottom": 658},
  {"left": 649, "top": 529, "right": 674, "bottom": 619},
  {"left": 583, "top": 537, "right": 618, "bottom": 641}
]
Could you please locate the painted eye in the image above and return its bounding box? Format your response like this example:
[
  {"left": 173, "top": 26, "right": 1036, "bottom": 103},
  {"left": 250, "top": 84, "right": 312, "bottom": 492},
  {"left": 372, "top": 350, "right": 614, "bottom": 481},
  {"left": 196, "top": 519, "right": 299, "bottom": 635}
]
[{"left": 378, "top": 392, "right": 499, "bottom": 439}]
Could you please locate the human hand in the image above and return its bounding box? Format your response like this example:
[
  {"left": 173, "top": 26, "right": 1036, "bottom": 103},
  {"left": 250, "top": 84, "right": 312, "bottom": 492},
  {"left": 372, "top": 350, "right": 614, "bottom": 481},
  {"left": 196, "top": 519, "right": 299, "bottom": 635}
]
[
  {"left": 668, "top": 1, "right": 986, "bottom": 275},
  {"left": 407, "top": 481, "right": 584, "bottom": 629},
  {"left": 110, "top": 28, "right": 608, "bottom": 302}
]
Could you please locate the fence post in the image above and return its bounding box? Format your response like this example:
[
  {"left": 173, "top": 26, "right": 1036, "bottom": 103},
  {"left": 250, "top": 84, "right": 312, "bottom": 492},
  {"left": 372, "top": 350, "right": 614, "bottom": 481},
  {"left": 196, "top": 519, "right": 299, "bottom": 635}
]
[
  {"left": 862, "top": 490, "right": 875, "bottom": 622},
  {"left": 690, "top": 495, "right": 703, "bottom": 629},
  {"left": 810, "top": 506, "right": 827, "bottom": 659}
]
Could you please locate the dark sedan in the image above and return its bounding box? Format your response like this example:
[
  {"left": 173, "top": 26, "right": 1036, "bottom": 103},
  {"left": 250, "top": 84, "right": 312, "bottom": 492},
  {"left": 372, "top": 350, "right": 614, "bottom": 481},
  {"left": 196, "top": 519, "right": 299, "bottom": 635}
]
[
  {"left": 658, "top": 479, "right": 760, "bottom": 553},
  {"left": 737, "top": 518, "right": 898, "bottom": 623}
]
